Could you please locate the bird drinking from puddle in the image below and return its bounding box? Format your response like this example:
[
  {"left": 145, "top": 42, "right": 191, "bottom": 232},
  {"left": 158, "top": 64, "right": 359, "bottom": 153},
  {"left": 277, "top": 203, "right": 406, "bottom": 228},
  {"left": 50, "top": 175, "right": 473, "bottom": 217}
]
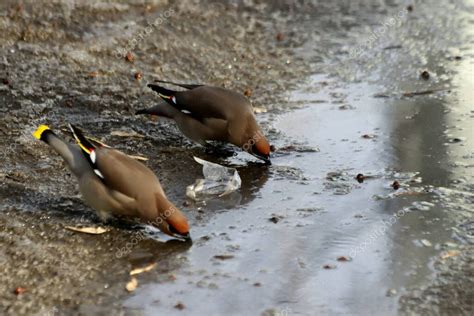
[
  {"left": 33, "top": 124, "right": 190, "bottom": 241},
  {"left": 136, "top": 80, "right": 272, "bottom": 164}
]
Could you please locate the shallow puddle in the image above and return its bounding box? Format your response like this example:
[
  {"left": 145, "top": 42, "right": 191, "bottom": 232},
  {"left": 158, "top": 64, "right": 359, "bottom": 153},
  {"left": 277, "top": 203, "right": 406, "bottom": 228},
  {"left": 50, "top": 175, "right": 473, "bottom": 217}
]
[{"left": 124, "top": 63, "right": 473, "bottom": 314}]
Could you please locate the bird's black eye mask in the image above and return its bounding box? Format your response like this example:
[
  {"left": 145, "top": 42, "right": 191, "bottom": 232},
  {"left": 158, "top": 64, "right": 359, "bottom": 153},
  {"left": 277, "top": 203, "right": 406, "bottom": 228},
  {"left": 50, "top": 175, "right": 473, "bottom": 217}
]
[
  {"left": 69, "top": 124, "right": 106, "bottom": 182},
  {"left": 168, "top": 224, "right": 191, "bottom": 241},
  {"left": 251, "top": 144, "right": 271, "bottom": 164}
]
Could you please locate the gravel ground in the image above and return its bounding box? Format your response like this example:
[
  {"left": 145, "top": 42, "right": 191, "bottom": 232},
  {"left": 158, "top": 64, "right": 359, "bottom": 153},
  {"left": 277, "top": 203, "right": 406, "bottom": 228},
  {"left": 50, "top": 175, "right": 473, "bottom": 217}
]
[
  {"left": 0, "top": 1, "right": 313, "bottom": 314},
  {"left": 0, "top": 0, "right": 472, "bottom": 315}
]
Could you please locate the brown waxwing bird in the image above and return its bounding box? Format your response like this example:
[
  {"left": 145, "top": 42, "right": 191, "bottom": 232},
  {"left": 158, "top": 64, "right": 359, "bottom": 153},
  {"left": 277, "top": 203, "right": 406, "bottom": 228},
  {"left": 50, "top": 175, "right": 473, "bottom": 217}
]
[
  {"left": 32, "top": 124, "right": 190, "bottom": 241},
  {"left": 135, "top": 80, "right": 272, "bottom": 164}
]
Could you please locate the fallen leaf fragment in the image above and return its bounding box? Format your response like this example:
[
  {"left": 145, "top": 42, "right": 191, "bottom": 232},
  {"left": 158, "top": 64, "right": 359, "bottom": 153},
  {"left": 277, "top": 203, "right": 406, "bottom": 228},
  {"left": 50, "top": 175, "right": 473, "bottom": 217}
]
[
  {"left": 339, "top": 104, "right": 354, "bottom": 110},
  {"left": 373, "top": 93, "right": 390, "bottom": 98},
  {"left": 14, "top": 287, "right": 27, "bottom": 295},
  {"left": 126, "top": 154, "right": 148, "bottom": 161},
  {"left": 253, "top": 106, "right": 267, "bottom": 113},
  {"left": 383, "top": 45, "right": 403, "bottom": 50},
  {"left": 441, "top": 250, "right": 460, "bottom": 260},
  {"left": 130, "top": 263, "right": 156, "bottom": 276},
  {"left": 213, "top": 254, "right": 234, "bottom": 260},
  {"left": 420, "top": 239, "right": 432, "bottom": 247},
  {"left": 110, "top": 130, "right": 144, "bottom": 138},
  {"left": 337, "top": 256, "right": 352, "bottom": 262},
  {"left": 65, "top": 226, "right": 109, "bottom": 234},
  {"left": 402, "top": 88, "right": 447, "bottom": 97},
  {"left": 277, "top": 145, "right": 319, "bottom": 153},
  {"left": 168, "top": 274, "right": 177, "bottom": 281},
  {"left": 126, "top": 277, "right": 138, "bottom": 292},
  {"left": 88, "top": 71, "right": 99, "bottom": 78}
]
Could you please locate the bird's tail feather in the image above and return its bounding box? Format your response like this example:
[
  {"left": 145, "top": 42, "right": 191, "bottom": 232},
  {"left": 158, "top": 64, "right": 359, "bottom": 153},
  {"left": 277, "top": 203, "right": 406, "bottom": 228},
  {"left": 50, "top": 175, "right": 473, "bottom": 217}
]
[
  {"left": 68, "top": 124, "right": 96, "bottom": 154},
  {"left": 153, "top": 79, "right": 202, "bottom": 90},
  {"left": 147, "top": 83, "right": 180, "bottom": 106},
  {"left": 33, "top": 125, "right": 52, "bottom": 141},
  {"left": 148, "top": 84, "right": 176, "bottom": 98}
]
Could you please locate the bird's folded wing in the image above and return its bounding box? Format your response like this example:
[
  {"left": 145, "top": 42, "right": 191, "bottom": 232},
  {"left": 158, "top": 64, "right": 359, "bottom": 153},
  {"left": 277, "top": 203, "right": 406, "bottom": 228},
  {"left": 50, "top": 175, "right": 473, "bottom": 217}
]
[
  {"left": 176, "top": 86, "right": 248, "bottom": 121},
  {"left": 95, "top": 149, "right": 160, "bottom": 200}
]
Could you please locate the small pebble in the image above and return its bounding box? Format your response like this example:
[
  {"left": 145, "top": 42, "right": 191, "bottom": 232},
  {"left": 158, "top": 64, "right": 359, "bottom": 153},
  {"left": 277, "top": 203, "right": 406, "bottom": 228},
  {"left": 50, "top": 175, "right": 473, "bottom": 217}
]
[
  {"left": 268, "top": 216, "right": 280, "bottom": 224},
  {"left": 420, "top": 239, "right": 432, "bottom": 247},
  {"left": 392, "top": 181, "right": 400, "bottom": 190},
  {"left": 322, "top": 264, "right": 336, "bottom": 270},
  {"left": 168, "top": 274, "right": 177, "bottom": 281},
  {"left": 14, "top": 287, "right": 27, "bottom": 295},
  {"left": 208, "top": 282, "right": 219, "bottom": 289},
  {"left": 174, "top": 302, "right": 185, "bottom": 310},
  {"left": 386, "top": 288, "right": 397, "bottom": 297},
  {"left": 420, "top": 70, "right": 430, "bottom": 80},
  {"left": 449, "top": 137, "right": 463, "bottom": 143}
]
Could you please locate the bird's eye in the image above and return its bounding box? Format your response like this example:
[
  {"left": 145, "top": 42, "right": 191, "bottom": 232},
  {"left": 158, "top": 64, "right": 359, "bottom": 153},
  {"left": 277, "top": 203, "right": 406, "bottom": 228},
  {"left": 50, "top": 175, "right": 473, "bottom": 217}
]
[{"left": 252, "top": 143, "right": 258, "bottom": 153}]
